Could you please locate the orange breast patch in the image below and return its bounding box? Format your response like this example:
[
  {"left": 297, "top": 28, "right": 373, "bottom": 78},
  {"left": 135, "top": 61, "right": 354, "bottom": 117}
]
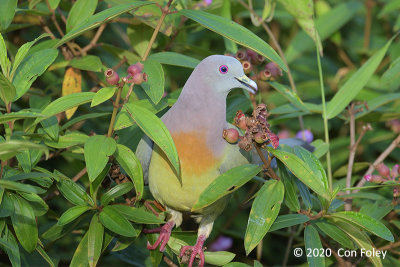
[{"left": 172, "top": 131, "right": 220, "bottom": 175}]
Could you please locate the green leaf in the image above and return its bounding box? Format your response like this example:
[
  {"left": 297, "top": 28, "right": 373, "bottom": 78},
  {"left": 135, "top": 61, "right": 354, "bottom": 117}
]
[
  {"left": 0, "top": 180, "right": 46, "bottom": 194},
  {"left": 285, "top": 2, "right": 362, "bottom": 63},
  {"left": 304, "top": 225, "right": 325, "bottom": 267},
  {"left": 10, "top": 194, "right": 38, "bottom": 252},
  {"left": 192, "top": 164, "right": 262, "bottom": 211},
  {"left": 45, "top": 131, "right": 89, "bottom": 149},
  {"left": 113, "top": 205, "right": 164, "bottom": 224},
  {"left": 277, "top": 0, "right": 322, "bottom": 53},
  {"left": 179, "top": 9, "right": 287, "bottom": 72},
  {"left": 57, "top": 179, "right": 93, "bottom": 206},
  {"left": 244, "top": 180, "right": 284, "bottom": 255},
  {"left": 148, "top": 52, "right": 200, "bottom": 69},
  {"left": 41, "top": 220, "right": 81, "bottom": 241},
  {"left": 61, "top": 112, "right": 110, "bottom": 131},
  {"left": 0, "top": 111, "right": 45, "bottom": 124},
  {"left": 335, "top": 221, "right": 382, "bottom": 267},
  {"left": 18, "top": 192, "right": 49, "bottom": 216},
  {"left": 91, "top": 87, "right": 116, "bottom": 107},
  {"left": 70, "top": 232, "right": 89, "bottom": 267},
  {"left": 84, "top": 135, "right": 116, "bottom": 182},
  {"left": 58, "top": 205, "right": 92, "bottom": 226},
  {"left": 141, "top": 59, "right": 164, "bottom": 105},
  {"left": 87, "top": 215, "right": 103, "bottom": 267},
  {"left": 100, "top": 182, "right": 134, "bottom": 206},
  {"left": 114, "top": 144, "right": 144, "bottom": 200},
  {"left": 10, "top": 33, "right": 51, "bottom": 79},
  {"left": 354, "top": 93, "right": 400, "bottom": 120},
  {"left": 269, "top": 81, "right": 309, "bottom": 111},
  {"left": 381, "top": 57, "right": 400, "bottom": 90},
  {"left": 0, "top": 33, "right": 10, "bottom": 75},
  {"left": 70, "top": 55, "right": 103, "bottom": 72},
  {"left": 56, "top": 2, "right": 153, "bottom": 48},
  {"left": 12, "top": 48, "right": 59, "bottom": 100},
  {"left": 66, "top": 0, "right": 98, "bottom": 33},
  {"left": 326, "top": 38, "right": 394, "bottom": 119},
  {"left": 0, "top": 0, "right": 17, "bottom": 32},
  {"left": 266, "top": 147, "right": 330, "bottom": 200},
  {"left": 36, "top": 245, "right": 56, "bottom": 267},
  {"left": 278, "top": 161, "right": 300, "bottom": 212},
  {"left": 99, "top": 206, "right": 136, "bottom": 237},
  {"left": 269, "top": 214, "right": 310, "bottom": 232},
  {"left": 48, "top": 0, "right": 60, "bottom": 9},
  {"left": 1, "top": 226, "right": 21, "bottom": 267},
  {"left": 34, "top": 92, "right": 95, "bottom": 125},
  {"left": 0, "top": 140, "right": 49, "bottom": 161},
  {"left": 40, "top": 116, "right": 59, "bottom": 141},
  {"left": 0, "top": 72, "right": 16, "bottom": 104},
  {"left": 221, "top": 0, "right": 238, "bottom": 54},
  {"left": 124, "top": 104, "right": 180, "bottom": 176},
  {"left": 315, "top": 220, "right": 355, "bottom": 249},
  {"left": 167, "top": 236, "right": 235, "bottom": 266},
  {"left": 330, "top": 211, "right": 394, "bottom": 242},
  {"left": 0, "top": 192, "right": 14, "bottom": 217}
]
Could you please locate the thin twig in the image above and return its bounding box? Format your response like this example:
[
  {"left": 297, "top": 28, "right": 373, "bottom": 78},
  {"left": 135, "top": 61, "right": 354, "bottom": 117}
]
[
  {"left": 345, "top": 104, "right": 356, "bottom": 211},
  {"left": 363, "top": 0, "right": 374, "bottom": 52},
  {"left": 107, "top": 83, "right": 124, "bottom": 137},
  {"left": 163, "top": 256, "right": 178, "bottom": 267},
  {"left": 378, "top": 240, "right": 400, "bottom": 251},
  {"left": 123, "top": 82, "right": 135, "bottom": 104},
  {"left": 355, "top": 134, "right": 400, "bottom": 191},
  {"left": 282, "top": 226, "right": 294, "bottom": 267},
  {"left": 112, "top": 56, "right": 128, "bottom": 71},
  {"left": 72, "top": 167, "right": 87, "bottom": 182},
  {"left": 254, "top": 144, "right": 279, "bottom": 180},
  {"left": 320, "top": 236, "right": 349, "bottom": 267},
  {"left": 82, "top": 23, "right": 107, "bottom": 55}
]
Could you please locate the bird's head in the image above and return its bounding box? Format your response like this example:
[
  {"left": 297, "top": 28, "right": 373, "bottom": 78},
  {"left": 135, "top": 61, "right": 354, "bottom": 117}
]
[{"left": 192, "top": 55, "right": 258, "bottom": 96}]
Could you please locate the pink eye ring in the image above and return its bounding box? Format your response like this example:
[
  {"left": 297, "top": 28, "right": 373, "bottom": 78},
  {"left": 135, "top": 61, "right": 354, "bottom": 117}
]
[{"left": 219, "top": 65, "right": 228, "bottom": 74}]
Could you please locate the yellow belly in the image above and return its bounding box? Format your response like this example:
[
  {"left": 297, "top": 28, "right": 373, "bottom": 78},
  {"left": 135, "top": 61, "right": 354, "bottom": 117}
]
[{"left": 148, "top": 131, "right": 222, "bottom": 212}]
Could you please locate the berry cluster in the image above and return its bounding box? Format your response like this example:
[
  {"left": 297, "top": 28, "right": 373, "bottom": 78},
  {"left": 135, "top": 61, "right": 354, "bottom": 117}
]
[
  {"left": 104, "top": 62, "right": 147, "bottom": 85},
  {"left": 227, "top": 49, "right": 283, "bottom": 81},
  {"left": 223, "top": 104, "right": 279, "bottom": 151},
  {"left": 364, "top": 163, "right": 400, "bottom": 198}
]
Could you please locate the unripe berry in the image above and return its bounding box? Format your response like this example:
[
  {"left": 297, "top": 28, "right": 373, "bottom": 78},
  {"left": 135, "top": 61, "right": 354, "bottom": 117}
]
[
  {"left": 376, "top": 163, "right": 390, "bottom": 178},
  {"left": 246, "top": 49, "right": 257, "bottom": 62},
  {"left": 235, "top": 50, "right": 247, "bottom": 61},
  {"left": 223, "top": 128, "right": 239, "bottom": 143},
  {"left": 265, "top": 62, "right": 282, "bottom": 78},
  {"left": 242, "top": 61, "right": 252, "bottom": 74},
  {"left": 259, "top": 69, "right": 271, "bottom": 81},
  {"left": 127, "top": 62, "right": 144, "bottom": 76},
  {"left": 105, "top": 68, "right": 119, "bottom": 85},
  {"left": 254, "top": 132, "right": 264, "bottom": 144},
  {"left": 132, "top": 72, "right": 147, "bottom": 84}
]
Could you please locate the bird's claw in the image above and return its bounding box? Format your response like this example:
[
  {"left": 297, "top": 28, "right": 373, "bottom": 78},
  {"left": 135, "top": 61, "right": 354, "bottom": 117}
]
[
  {"left": 144, "top": 221, "right": 175, "bottom": 252},
  {"left": 179, "top": 235, "right": 206, "bottom": 267}
]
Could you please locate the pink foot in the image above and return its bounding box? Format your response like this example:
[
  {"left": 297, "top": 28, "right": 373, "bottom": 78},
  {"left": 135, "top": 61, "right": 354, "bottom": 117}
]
[
  {"left": 143, "top": 221, "right": 175, "bottom": 252},
  {"left": 179, "top": 235, "right": 206, "bottom": 267}
]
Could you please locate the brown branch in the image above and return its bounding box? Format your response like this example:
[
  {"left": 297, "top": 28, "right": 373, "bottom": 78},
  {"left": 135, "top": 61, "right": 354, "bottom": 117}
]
[
  {"left": 299, "top": 210, "right": 324, "bottom": 220},
  {"left": 363, "top": 0, "right": 374, "bottom": 52},
  {"left": 123, "top": 82, "right": 135, "bottom": 104},
  {"left": 112, "top": 56, "right": 128, "bottom": 71},
  {"left": 72, "top": 167, "right": 87, "bottom": 182},
  {"left": 378, "top": 241, "right": 400, "bottom": 251},
  {"left": 163, "top": 256, "right": 178, "bottom": 267},
  {"left": 254, "top": 144, "right": 279, "bottom": 180},
  {"left": 345, "top": 104, "right": 356, "bottom": 211},
  {"left": 82, "top": 23, "right": 107, "bottom": 55},
  {"left": 355, "top": 134, "right": 400, "bottom": 191}
]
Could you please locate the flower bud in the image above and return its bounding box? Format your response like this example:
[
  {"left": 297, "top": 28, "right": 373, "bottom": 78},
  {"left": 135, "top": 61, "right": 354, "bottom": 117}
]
[
  {"left": 268, "top": 131, "right": 279, "bottom": 149},
  {"left": 235, "top": 50, "right": 247, "bottom": 61},
  {"left": 127, "top": 62, "right": 144, "bottom": 77},
  {"left": 265, "top": 62, "right": 282, "bottom": 78},
  {"left": 376, "top": 163, "right": 390, "bottom": 178},
  {"left": 296, "top": 130, "right": 314, "bottom": 143},
  {"left": 391, "top": 164, "right": 399, "bottom": 179},
  {"left": 242, "top": 61, "right": 252, "bottom": 74},
  {"left": 258, "top": 69, "right": 271, "bottom": 81},
  {"left": 364, "top": 174, "right": 385, "bottom": 183},
  {"left": 223, "top": 128, "right": 239, "bottom": 144},
  {"left": 105, "top": 68, "right": 119, "bottom": 85}
]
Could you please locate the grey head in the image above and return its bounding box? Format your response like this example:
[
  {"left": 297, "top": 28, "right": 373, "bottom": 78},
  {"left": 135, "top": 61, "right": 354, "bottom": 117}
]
[{"left": 184, "top": 55, "right": 258, "bottom": 96}]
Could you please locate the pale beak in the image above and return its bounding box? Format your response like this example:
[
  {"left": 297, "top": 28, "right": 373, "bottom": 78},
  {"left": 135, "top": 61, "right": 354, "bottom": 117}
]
[{"left": 235, "top": 75, "right": 258, "bottom": 94}]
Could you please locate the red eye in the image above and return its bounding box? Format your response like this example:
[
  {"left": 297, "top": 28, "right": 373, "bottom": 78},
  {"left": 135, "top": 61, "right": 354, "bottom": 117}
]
[{"left": 219, "top": 65, "right": 228, "bottom": 74}]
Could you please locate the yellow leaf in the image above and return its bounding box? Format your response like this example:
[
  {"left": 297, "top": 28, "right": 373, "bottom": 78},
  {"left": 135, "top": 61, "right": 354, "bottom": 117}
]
[{"left": 62, "top": 67, "right": 82, "bottom": 119}]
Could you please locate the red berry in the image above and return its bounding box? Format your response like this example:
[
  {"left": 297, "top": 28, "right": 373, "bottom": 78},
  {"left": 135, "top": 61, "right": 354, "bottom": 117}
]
[
  {"left": 127, "top": 62, "right": 144, "bottom": 76},
  {"left": 223, "top": 128, "right": 239, "bottom": 143},
  {"left": 265, "top": 62, "right": 282, "bottom": 78},
  {"left": 105, "top": 68, "right": 119, "bottom": 85}
]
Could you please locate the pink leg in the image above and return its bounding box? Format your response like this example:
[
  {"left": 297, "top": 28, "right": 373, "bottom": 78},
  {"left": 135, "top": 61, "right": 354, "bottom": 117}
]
[
  {"left": 179, "top": 235, "right": 206, "bottom": 267},
  {"left": 143, "top": 221, "right": 175, "bottom": 252}
]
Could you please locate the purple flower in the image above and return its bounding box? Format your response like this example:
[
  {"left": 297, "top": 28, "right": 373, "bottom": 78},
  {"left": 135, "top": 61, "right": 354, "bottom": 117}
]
[
  {"left": 296, "top": 129, "right": 313, "bottom": 143},
  {"left": 209, "top": 236, "right": 233, "bottom": 252},
  {"left": 203, "top": 0, "right": 212, "bottom": 6}
]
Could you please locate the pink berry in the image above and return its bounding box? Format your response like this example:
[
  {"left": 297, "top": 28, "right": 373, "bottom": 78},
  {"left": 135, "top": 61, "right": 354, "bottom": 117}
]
[
  {"left": 223, "top": 128, "right": 239, "bottom": 143},
  {"left": 105, "top": 68, "right": 119, "bottom": 85},
  {"left": 391, "top": 164, "right": 399, "bottom": 179},
  {"left": 259, "top": 69, "right": 271, "bottom": 81},
  {"left": 376, "top": 163, "right": 390, "bottom": 178},
  {"left": 265, "top": 62, "right": 282, "bottom": 78},
  {"left": 127, "top": 62, "right": 144, "bottom": 76},
  {"left": 235, "top": 50, "right": 247, "bottom": 61},
  {"left": 132, "top": 72, "right": 146, "bottom": 84}
]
